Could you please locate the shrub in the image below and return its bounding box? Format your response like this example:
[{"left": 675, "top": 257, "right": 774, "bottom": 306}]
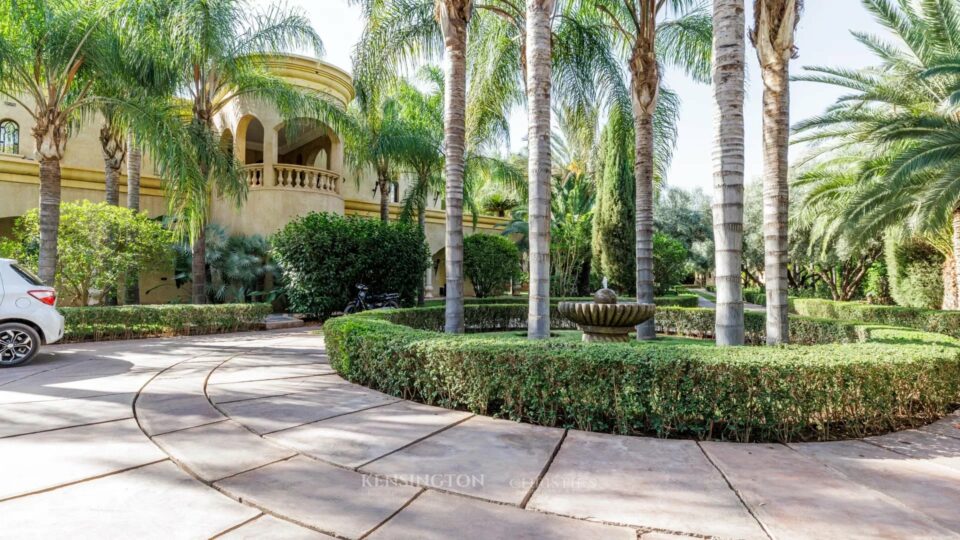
[
  {"left": 7, "top": 201, "right": 174, "bottom": 306},
  {"left": 743, "top": 288, "right": 765, "bottom": 306},
  {"left": 60, "top": 303, "right": 271, "bottom": 342},
  {"left": 272, "top": 212, "right": 429, "bottom": 317},
  {"left": 792, "top": 298, "right": 960, "bottom": 339},
  {"left": 653, "top": 232, "right": 687, "bottom": 295},
  {"left": 886, "top": 236, "right": 943, "bottom": 309},
  {"left": 422, "top": 294, "right": 700, "bottom": 308},
  {"left": 463, "top": 234, "right": 521, "bottom": 298},
  {"left": 325, "top": 306, "right": 960, "bottom": 442}
]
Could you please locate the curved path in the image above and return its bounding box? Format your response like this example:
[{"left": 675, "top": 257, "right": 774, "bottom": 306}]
[{"left": 2, "top": 329, "right": 959, "bottom": 539}]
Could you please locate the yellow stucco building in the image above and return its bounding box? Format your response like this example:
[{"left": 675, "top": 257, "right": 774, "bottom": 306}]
[{"left": 0, "top": 54, "right": 507, "bottom": 303}]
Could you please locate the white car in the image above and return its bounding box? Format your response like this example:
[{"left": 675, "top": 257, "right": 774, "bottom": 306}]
[{"left": 0, "top": 259, "right": 64, "bottom": 367}]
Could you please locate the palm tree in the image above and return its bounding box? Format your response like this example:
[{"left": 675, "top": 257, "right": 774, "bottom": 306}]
[
  {"left": 587, "top": 0, "right": 711, "bottom": 339},
  {"left": 712, "top": 0, "right": 746, "bottom": 345},
  {"left": 149, "top": 0, "right": 344, "bottom": 304},
  {"left": 525, "top": 0, "right": 556, "bottom": 338},
  {"left": 0, "top": 0, "right": 120, "bottom": 284},
  {"left": 751, "top": 0, "right": 802, "bottom": 344}
]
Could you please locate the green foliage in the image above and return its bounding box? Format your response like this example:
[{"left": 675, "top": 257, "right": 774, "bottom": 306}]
[
  {"left": 7, "top": 201, "right": 173, "bottom": 306},
  {"left": 743, "top": 288, "right": 766, "bottom": 306},
  {"left": 272, "top": 212, "right": 428, "bottom": 317},
  {"left": 655, "top": 307, "right": 861, "bottom": 345},
  {"left": 325, "top": 306, "right": 960, "bottom": 442},
  {"left": 886, "top": 235, "right": 943, "bottom": 309},
  {"left": 864, "top": 261, "right": 892, "bottom": 305},
  {"left": 653, "top": 233, "right": 687, "bottom": 295},
  {"left": 463, "top": 234, "right": 521, "bottom": 298},
  {"left": 592, "top": 108, "right": 635, "bottom": 294},
  {"left": 480, "top": 193, "right": 519, "bottom": 217},
  {"left": 550, "top": 175, "right": 594, "bottom": 296},
  {"left": 792, "top": 298, "right": 960, "bottom": 340},
  {"left": 422, "top": 294, "right": 700, "bottom": 308},
  {"left": 655, "top": 187, "right": 713, "bottom": 279},
  {"left": 200, "top": 226, "right": 279, "bottom": 304},
  {"left": 60, "top": 303, "right": 271, "bottom": 342}
]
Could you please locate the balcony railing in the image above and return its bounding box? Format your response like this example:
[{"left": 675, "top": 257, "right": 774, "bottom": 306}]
[{"left": 242, "top": 164, "right": 341, "bottom": 196}]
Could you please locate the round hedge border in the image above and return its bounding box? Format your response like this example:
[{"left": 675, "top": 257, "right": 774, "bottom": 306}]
[{"left": 323, "top": 304, "right": 960, "bottom": 443}]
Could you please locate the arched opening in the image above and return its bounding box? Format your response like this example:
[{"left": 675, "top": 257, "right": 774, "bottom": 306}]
[
  {"left": 220, "top": 129, "right": 234, "bottom": 157},
  {"left": 0, "top": 120, "right": 19, "bottom": 155},
  {"left": 276, "top": 118, "right": 333, "bottom": 169},
  {"left": 242, "top": 118, "right": 264, "bottom": 164}
]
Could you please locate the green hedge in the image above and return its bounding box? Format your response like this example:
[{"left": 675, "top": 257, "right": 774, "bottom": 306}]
[
  {"left": 423, "top": 294, "right": 700, "bottom": 308},
  {"left": 743, "top": 288, "right": 766, "bottom": 306},
  {"left": 792, "top": 299, "right": 960, "bottom": 339},
  {"left": 324, "top": 306, "right": 960, "bottom": 442},
  {"left": 60, "top": 303, "right": 272, "bottom": 342}
]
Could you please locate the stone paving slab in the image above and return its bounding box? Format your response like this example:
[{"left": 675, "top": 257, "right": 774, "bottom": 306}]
[
  {"left": 219, "top": 515, "right": 334, "bottom": 539},
  {"left": 920, "top": 410, "right": 960, "bottom": 440},
  {"left": 268, "top": 400, "right": 472, "bottom": 468},
  {"left": 368, "top": 489, "right": 635, "bottom": 540},
  {"left": 225, "top": 353, "right": 329, "bottom": 368},
  {"left": 701, "top": 441, "right": 955, "bottom": 539},
  {"left": 0, "top": 461, "right": 258, "bottom": 539},
  {"left": 209, "top": 363, "right": 335, "bottom": 385},
  {"left": 208, "top": 374, "right": 345, "bottom": 404},
  {"left": 216, "top": 455, "right": 420, "bottom": 539},
  {"left": 361, "top": 415, "right": 565, "bottom": 505},
  {"left": 10, "top": 366, "right": 161, "bottom": 395},
  {"left": 867, "top": 428, "right": 960, "bottom": 473},
  {"left": 152, "top": 420, "right": 296, "bottom": 482},
  {"left": 0, "top": 392, "right": 135, "bottom": 438},
  {"left": 792, "top": 439, "right": 960, "bottom": 532},
  {"left": 217, "top": 383, "right": 399, "bottom": 434},
  {"left": 138, "top": 392, "right": 225, "bottom": 436},
  {"left": 527, "top": 430, "right": 766, "bottom": 539},
  {"left": 0, "top": 419, "right": 166, "bottom": 500}
]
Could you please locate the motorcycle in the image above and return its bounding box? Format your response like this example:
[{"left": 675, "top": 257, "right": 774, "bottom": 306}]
[{"left": 344, "top": 284, "right": 400, "bottom": 314}]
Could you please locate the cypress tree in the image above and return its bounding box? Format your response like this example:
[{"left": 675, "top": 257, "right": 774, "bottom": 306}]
[{"left": 592, "top": 109, "right": 636, "bottom": 294}]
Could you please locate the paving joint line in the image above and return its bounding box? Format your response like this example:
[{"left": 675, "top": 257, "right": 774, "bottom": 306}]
[
  {"left": 208, "top": 372, "right": 338, "bottom": 386},
  {"left": 0, "top": 458, "right": 169, "bottom": 503},
  {"left": 353, "top": 413, "right": 477, "bottom": 470},
  {"left": 148, "top": 418, "right": 229, "bottom": 438},
  {"left": 357, "top": 487, "right": 426, "bottom": 540},
  {"left": 695, "top": 441, "right": 774, "bottom": 540},
  {"left": 261, "top": 398, "right": 405, "bottom": 436},
  {"left": 0, "top": 415, "right": 132, "bottom": 439},
  {"left": 209, "top": 512, "right": 265, "bottom": 539},
  {"left": 520, "top": 428, "right": 567, "bottom": 509}
]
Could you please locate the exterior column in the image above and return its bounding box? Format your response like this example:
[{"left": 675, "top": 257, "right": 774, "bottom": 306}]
[
  {"left": 424, "top": 266, "right": 434, "bottom": 298},
  {"left": 262, "top": 121, "right": 278, "bottom": 187}
]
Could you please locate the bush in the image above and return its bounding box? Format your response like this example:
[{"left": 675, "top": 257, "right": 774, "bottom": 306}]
[
  {"left": 272, "top": 212, "right": 429, "bottom": 317},
  {"left": 886, "top": 236, "right": 943, "bottom": 309},
  {"left": 463, "top": 234, "right": 521, "bottom": 298},
  {"left": 792, "top": 298, "right": 960, "bottom": 339},
  {"left": 653, "top": 232, "right": 687, "bottom": 295},
  {"left": 743, "top": 287, "right": 765, "bottom": 306},
  {"left": 325, "top": 306, "right": 960, "bottom": 442},
  {"left": 60, "top": 303, "right": 271, "bottom": 342},
  {"left": 422, "top": 294, "right": 700, "bottom": 308},
  {"left": 655, "top": 307, "right": 861, "bottom": 345},
  {"left": 6, "top": 201, "right": 174, "bottom": 306}
]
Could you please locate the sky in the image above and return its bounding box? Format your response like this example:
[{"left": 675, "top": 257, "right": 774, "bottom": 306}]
[{"left": 271, "top": 0, "right": 886, "bottom": 193}]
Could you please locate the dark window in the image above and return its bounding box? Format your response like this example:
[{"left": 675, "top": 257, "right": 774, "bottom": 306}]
[
  {"left": 10, "top": 263, "right": 44, "bottom": 286},
  {"left": 0, "top": 120, "right": 18, "bottom": 155}
]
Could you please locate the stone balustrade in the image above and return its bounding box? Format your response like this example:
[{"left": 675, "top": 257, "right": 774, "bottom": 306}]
[{"left": 242, "top": 164, "right": 341, "bottom": 196}]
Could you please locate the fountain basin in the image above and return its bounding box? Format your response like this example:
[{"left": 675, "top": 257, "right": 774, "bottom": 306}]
[{"left": 557, "top": 298, "right": 655, "bottom": 342}]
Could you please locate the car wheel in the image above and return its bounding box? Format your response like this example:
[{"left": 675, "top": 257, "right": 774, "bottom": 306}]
[{"left": 0, "top": 323, "right": 41, "bottom": 368}]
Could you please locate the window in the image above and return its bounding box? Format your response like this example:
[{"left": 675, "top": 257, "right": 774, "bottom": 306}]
[
  {"left": 10, "top": 264, "right": 44, "bottom": 286},
  {"left": 0, "top": 120, "right": 19, "bottom": 155}
]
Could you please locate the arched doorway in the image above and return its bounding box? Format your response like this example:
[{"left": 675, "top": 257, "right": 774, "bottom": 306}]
[
  {"left": 276, "top": 118, "right": 333, "bottom": 168},
  {"left": 242, "top": 118, "right": 264, "bottom": 164}
]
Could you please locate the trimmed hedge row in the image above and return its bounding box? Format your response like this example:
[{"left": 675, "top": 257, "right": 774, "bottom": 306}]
[
  {"left": 743, "top": 288, "right": 766, "bottom": 306},
  {"left": 324, "top": 305, "right": 960, "bottom": 442},
  {"left": 60, "top": 303, "right": 272, "bottom": 342},
  {"left": 792, "top": 299, "right": 960, "bottom": 339},
  {"left": 423, "top": 294, "right": 700, "bottom": 308}
]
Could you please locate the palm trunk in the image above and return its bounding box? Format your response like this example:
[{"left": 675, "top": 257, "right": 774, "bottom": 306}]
[
  {"left": 760, "top": 61, "right": 790, "bottom": 344},
  {"left": 525, "top": 0, "right": 555, "bottom": 339},
  {"left": 192, "top": 225, "right": 207, "bottom": 304},
  {"left": 952, "top": 207, "right": 960, "bottom": 310},
  {"left": 125, "top": 136, "right": 142, "bottom": 304},
  {"left": 630, "top": 27, "right": 659, "bottom": 341},
  {"left": 127, "top": 136, "right": 141, "bottom": 211},
  {"left": 100, "top": 125, "right": 123, "bottom": 206},
  {"left": 418, "top": 199, "right": 426, "bottom": 306},
  {"left": 712, "top": 0, "right": 746, "bottom": 346},
  {"left": 438, "top": 2, "right": 470, "bottom": 334},
  {"left": 38, "top": 157, "right": 61, "bottom": 285},
  {"left": 378, "top": 169, "right": 390, "bottom": 221}
]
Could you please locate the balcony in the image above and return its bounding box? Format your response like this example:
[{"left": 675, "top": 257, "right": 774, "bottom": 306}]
[{"left": 243, "top": 164, "right": 341, "bottom": 196}]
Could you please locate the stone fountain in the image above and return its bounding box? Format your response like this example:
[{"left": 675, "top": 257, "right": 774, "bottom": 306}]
[{"left": 557, "top": 280, "right": 655, "bottom": 342}]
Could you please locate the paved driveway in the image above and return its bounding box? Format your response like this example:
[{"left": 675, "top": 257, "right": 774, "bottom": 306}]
[{"left": 1, "top": 329, "right": 959, "bottom": 539}]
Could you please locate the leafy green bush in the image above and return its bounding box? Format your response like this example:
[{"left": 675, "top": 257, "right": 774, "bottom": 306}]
[
  {"left": 653, "top": 232, "right": 687, "bottom": 295},
  {"left": 655, "top": 307, "right": 862, "bottom": 345},
  {"left": 60, "top": 303, "right": 271, "bottom": 342},
  {"left": 272, "top": 212, "right": 429, "bottom": 317},
  {"left": 463, "top": 234, "right": 521, "bottom": 298},
  {"left": 743, "top": 287, "right": 765, "bottom": 306},
  {"left": 7, "top": 201, "right": 174, "bottom": 305},
  {"left": 791, "top": 298, "right": 960, "bottom": 339},
  {"left": 886, "top": 236, "right": 943, "bottom": 309},
  {"left": 325, "top": 306, "right": 960, "bottom": 442},
  {"left": 422, "top": 294, "right": 699, "bottom": 308}
]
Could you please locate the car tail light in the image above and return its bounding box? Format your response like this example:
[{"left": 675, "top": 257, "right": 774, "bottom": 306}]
[{"left": 28, "top": 290, "right": 57, "bottom": 306}]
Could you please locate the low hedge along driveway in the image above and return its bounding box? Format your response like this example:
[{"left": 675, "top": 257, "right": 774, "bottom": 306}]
[{"left": 324, "top": 305, "right": 960, "bottom": 443}]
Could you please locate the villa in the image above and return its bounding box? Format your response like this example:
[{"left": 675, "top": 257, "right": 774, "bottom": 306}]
[{"left": 0, "top": 54, "right": 506, "bottom": 303}]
